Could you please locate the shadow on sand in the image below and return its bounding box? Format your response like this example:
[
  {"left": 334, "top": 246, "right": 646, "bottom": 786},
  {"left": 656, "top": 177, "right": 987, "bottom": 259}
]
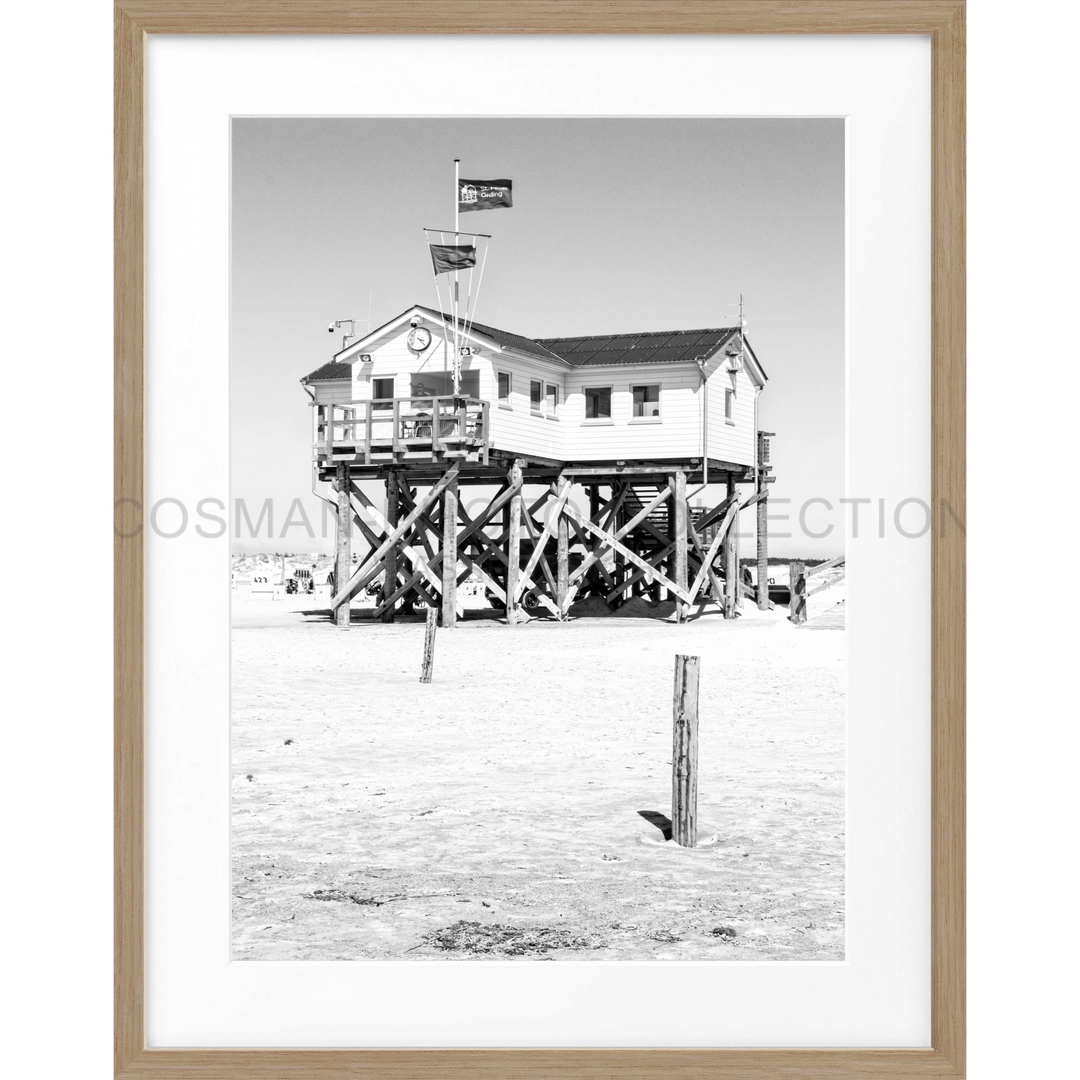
[{"left": 637, "top": 810, "right": 673, "bottom": 841}]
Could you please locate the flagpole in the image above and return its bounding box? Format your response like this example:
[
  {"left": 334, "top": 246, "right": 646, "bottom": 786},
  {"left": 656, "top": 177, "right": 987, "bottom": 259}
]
[{"left": 453, "top": 158, "right": 461, "bottom": 395}]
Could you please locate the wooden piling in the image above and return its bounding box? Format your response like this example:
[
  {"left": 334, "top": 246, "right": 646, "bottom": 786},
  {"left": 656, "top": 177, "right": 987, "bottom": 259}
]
[
  {"left": 613, "top": 482, "right": 626, "bottom": 600},
  {"left": 556, "top": 476, "right": 570, "bottom": 611},
  {"left": 420, "top": 606, "right": 437, "bottom": 683},
  {"left": 671, "top": 654, "right": 700, "bottom": 847},
  {"left": 334, "top": 462, "right": 351, "bottom": 629},
  {"left": 441, "top": 472, "right": 458, "bottom": 629},
  {"left": 724, "top": 474, "right": 738, "bottom": 619},
  {"left": 506, "top": 459, "right": 522, "bottom": 625},
  {"left": 756, "top": 433, "right": 770, "bottom": 610},
  {"left": 756, "top": 496, "right": 769, "bottom": 609},
  {"left": 381, "top": 470, "right": 400, "bottom": 623},
  {"left": 789, "top": 559, "right": 807, "bottom": 625},
  {"left": 673, "top": 472, "right": 688, "bottom": 622}
]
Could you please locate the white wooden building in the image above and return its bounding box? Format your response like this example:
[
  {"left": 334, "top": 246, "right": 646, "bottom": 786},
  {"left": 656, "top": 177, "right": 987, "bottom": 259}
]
[{"left": 301, "top": 304, "right": 767, "bottom": 471}]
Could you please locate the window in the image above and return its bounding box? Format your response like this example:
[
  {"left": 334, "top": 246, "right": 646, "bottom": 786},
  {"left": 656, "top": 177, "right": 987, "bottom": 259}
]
[
  {"left": 724, "top": 388, "right": 735, "bottom": 423},
  {"left": 632, "top": 384, "right": 661, "bottom": 419},
  {"left": 584, "top": 386, "right": 612, "bottom": 420},
  {"left": 545, "top": 383, "right": 559, "bottom": 418},
  {"left": 372, "top": 377, "right": 395, "bottom": 410},
  {"left": 410, "top": 370, "right": 480, "bottom": 398},
  {"left": 497, "top": 371, "right": 512, "bottom": 406},
  {"left": 530, "top": 380, "right": 543, "bottom": 413}
]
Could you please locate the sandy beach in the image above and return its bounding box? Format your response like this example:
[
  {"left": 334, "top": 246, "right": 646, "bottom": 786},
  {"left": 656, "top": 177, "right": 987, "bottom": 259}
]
[{"left": 231, "top": 592, "right": 845, "bottom": 961}]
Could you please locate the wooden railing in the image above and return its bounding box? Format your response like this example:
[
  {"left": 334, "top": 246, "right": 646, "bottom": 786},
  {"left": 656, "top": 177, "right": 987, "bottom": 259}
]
[
  {"left": 789, "top": 555, "right": 846, "bottom": 625},
  {"left": 314, "top": 396, "right": 490, "bottom": 465}
]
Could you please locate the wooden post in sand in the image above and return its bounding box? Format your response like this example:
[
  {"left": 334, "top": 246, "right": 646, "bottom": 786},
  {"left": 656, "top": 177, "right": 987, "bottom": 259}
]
[
  {"left": 789, "top": 559, "right": 807, "bottom": 625},
  {"left": 334, "top": 462, "right": 351, "bottom": 629},
  {"left": 420, "top": 606, "right": 437, "bottom": 683},
  {"left": 672, "top": 654, "right": 700, "bottom": 847}
]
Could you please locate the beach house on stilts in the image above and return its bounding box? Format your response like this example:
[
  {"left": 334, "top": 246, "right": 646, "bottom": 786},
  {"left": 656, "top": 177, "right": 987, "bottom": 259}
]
[{"left": 301, "top": 162, "right": 775, "bottom": 629}]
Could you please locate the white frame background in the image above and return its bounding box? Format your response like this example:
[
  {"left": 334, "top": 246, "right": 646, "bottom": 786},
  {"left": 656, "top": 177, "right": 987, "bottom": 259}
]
[{"left": 144, "top": 34, "right": 931, "bottom": 1050}]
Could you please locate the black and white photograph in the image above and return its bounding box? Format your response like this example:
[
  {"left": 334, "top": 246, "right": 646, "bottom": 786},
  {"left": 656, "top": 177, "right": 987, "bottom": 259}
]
[{"left": 230, "top": 117, "right": 846, "bottom": 962}]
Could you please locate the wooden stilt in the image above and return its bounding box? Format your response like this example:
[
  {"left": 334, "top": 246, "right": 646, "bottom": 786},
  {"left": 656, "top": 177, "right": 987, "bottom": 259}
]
[
  {"left": 671, "top": 654, "right": 700, "bottom": 847},
  {"left": 556, "top": 476, "right": 570, "bottom": 611},
  {"left": 673, "top": 472, "right": 688, "bottom": 622},
  {"left": 665, "top": 482, "right": 676, "bottom": 603},
  {"left": 380, "top": 470, "right": 400, "bottom": 623},
  {"left": 334, "top": 462, "right": 351, "bottom": 629},
  {"left": 724, "top": 474, "right": 738, "bottom": 619},
  {"left": 440, "top": 472, "right": 458, "bottom": 629},
  {"left": 420, "top": 606, "right": 437, "bottom": 683},
  {"left": 611, "top": 483, "right": 625, "bottom": 602},
  {"left": 756, "top": 481, "right": 769, "bottom": 610},
  {"left": 756, "top": 431, "right": 770, "bottom": 610},
  {"left": 591, "top": 486, "right": 609, "bottom": 604},
  {"left": 507, "top": 459, "right": 523, "bottom": 626}
]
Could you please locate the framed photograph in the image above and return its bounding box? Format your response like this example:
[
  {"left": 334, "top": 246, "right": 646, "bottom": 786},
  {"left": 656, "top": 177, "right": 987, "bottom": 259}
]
[{"left": 116, "top": 2, "right": 964, "bottom": 1076}]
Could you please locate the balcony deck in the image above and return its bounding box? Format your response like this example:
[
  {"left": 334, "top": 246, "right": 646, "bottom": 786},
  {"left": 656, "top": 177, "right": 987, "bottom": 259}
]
[{"left": 314, "top": 396, "right": 490, "bottom": 468}]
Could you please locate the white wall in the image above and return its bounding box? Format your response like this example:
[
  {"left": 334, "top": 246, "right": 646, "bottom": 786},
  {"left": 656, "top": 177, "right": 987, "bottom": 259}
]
[
  {"left": 347, "top": 324, "right": 484, "bottom": 404},
  {"left": 704, "top": 358, "right": 758, "bottom": 467},
  {"left": 485, "top": 349, "right": 566, "bottom": 460},
  {"left": 562, "top": 362, "right": 703, "bottom": 460}
]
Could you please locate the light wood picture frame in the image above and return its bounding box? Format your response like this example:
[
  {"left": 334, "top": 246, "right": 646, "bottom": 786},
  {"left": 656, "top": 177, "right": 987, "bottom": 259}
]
[{"left": 114, "top": 2, "right": 965, "bottom": 1076}]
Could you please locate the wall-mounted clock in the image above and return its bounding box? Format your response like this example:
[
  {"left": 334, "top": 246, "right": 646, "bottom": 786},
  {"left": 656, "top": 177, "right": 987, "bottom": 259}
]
[{"left": 407, "top": 326, "right": 432, "bottom": 353}]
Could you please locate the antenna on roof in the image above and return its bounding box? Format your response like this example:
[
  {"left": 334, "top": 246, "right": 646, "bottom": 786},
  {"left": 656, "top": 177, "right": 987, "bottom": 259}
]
[
  {"left": 358, "top": 289, "right": 373, "bottom": 336},
  {"left": 738, "top": 293, "right": 747, "bottom": 361}
]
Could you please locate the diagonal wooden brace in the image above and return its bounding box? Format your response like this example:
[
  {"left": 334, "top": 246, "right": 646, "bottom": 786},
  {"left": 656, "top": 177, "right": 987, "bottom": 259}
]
[
  {"left": 518, "top": 503, "right": 563, "bottom": 615},
  {"left": 349, "top": 481, "right": 446, "bottom": 604},
  {"left": 567, "top": 484, "right": 670, "bottom": 589},
  {"left": 515, "top": 483, "right": 572, "bottom": 603},
  {"left": 604, "top": 542, "right": 676, "bottom": 604},
  {"left": 331, "top": 464, "right": 459, "bottom": 610},
  {"left": 685, "top": 496, "right": 742, "bottom": 606},
  {"left": 371, "top": 477, "right": 523, "bottom": 615},
  {"left": 563, "top": 503, "right": 693, "bottom": 605}
]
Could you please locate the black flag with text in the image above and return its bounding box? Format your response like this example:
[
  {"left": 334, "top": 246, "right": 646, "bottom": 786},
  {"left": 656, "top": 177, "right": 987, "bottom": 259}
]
[{"left": 458, "top": 179, "right": 513, "bottom": 212}]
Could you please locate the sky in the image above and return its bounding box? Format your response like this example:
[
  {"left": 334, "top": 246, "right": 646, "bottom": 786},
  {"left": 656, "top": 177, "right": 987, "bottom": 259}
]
[{"left": 231, "top": 117, "right": 844, "bottom": 556}]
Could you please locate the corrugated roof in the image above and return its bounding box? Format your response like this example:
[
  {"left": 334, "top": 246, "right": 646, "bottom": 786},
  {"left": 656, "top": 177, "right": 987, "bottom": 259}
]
[
  {"left": 413, "top": 305, "right": 567, "bottom": 365},
  {"left": 536, "top": 326, "right": 741, "bottom": 367},
  {"left": 301, "top": 360, "right": 352, "bottom": 383}
]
